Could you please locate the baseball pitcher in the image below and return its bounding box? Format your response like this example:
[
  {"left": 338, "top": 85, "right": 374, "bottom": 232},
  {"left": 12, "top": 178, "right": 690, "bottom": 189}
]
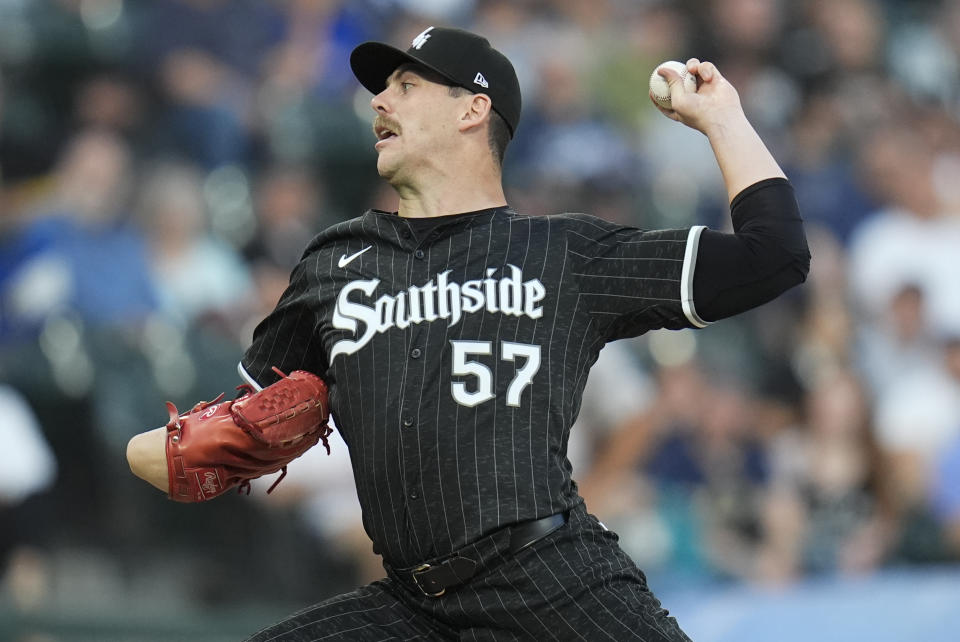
[{"left": 127, "top": 26, "right": 809, "bottom": 640}]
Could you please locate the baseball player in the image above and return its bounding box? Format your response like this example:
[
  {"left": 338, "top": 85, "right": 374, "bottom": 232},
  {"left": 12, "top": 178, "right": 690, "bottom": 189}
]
[{"left": 127, "top": 26, "right": 809, "bottom": 640}]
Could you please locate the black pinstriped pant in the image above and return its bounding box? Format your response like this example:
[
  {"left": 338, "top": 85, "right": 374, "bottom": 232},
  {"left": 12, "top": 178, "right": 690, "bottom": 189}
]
[{"left": 246, "top": 505, "right": 691, "bottom": 641}]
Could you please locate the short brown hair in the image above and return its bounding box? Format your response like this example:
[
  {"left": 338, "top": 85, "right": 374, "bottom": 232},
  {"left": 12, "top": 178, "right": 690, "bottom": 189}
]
[{"left": 447, "top": 84, "right": 510, "bottom": 167}]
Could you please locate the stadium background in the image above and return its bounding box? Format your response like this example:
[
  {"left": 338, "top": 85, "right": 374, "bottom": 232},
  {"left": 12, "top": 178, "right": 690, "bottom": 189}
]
[{"left": 1, "top": 0, "right": 959, "bottom": 640}]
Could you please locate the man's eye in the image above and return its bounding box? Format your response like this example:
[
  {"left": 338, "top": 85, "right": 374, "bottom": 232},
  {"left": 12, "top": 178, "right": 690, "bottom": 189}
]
[{"left": 401, "top": 82, "right": 414, "bottom": 91}]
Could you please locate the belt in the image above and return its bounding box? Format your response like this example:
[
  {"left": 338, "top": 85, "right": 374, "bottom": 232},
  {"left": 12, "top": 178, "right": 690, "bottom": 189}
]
[{"left": 395, "top": 511, "right": 568, "bottom": 598}]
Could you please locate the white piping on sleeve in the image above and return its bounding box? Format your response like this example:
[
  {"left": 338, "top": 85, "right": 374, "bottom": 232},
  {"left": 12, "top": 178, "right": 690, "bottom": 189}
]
[
  {"left": 681, "top": 225, "right": 709, "bottom": 329},
  {"left": 237, "top": 362, "right": 264, "bottom": 391}
]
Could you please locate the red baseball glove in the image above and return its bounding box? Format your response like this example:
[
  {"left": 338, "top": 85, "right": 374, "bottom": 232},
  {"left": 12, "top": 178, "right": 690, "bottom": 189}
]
[{"left": 165, "top": 368, "right": 331, "bottom": 503}]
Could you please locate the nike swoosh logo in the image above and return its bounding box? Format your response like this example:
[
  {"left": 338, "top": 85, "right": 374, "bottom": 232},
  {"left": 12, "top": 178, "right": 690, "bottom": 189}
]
[{"left": 338, "top": 245, "right": 372, "bottom": 268}]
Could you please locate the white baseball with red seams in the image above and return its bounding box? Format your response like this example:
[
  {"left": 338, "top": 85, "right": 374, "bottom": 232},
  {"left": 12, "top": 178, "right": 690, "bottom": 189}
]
[{"left": 649, "top": 60, "right": 697, "bottom": 109}]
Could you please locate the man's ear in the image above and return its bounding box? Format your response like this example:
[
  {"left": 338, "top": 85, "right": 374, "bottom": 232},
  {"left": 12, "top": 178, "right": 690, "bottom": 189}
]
[{"left": 459, "top": 93, "right": 493, "bottom": 133}]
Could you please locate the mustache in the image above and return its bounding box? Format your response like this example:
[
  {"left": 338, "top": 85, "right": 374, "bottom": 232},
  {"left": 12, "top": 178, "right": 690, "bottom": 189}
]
[{"left": 372, "top": 115, "right": 401, "bottom": 137}]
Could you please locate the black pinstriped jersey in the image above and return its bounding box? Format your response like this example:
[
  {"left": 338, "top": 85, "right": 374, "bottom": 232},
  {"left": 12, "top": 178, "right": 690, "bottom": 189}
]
[{"left": 240, "top": 206, "right": 707, "bottom": 567}]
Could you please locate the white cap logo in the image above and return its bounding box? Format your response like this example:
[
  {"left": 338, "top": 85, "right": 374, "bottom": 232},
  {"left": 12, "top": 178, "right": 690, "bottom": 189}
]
[
  {"left": 411, "top": 26, "right": 434, "bottom": 50},
  {"left": 473, "top": 72, "right": 489, "bottom": 88}
]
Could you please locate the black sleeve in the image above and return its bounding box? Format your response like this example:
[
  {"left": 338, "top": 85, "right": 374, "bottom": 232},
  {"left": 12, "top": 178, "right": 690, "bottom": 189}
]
[
  {"left": 693, "top": 178, "right": 810, "bottom": 322},
  {"left": 239, "top": 256, "right": 328, "bottom": 389}
]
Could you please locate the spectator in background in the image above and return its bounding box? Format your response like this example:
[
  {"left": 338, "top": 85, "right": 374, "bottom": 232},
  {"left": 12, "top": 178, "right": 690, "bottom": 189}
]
[
  {"left": 848, "top": 123, "right": 960, "bottom": 342},
  {"left": 583, "top": 360, "right": 773, "bottom": 586},
  {"left": 0, "top": 129, "right": 157, "bottom": 342},
  {"left": 781, "top": 90, "right": 876, "bottom": 246},
  {"left": 886, "top": 0, "right": 960, "bottom": 111},
  {"left": 203, "top": 163, "right": 329, "bottom": 345},
  {"left": 515, "top": 53, "right": 641, "bottom": 215},
  {"left": 244, "top": 164, "right": 327, "bottom": 270},
  {"left": 873, "top": 332, "right": 960, "bottom": 562},
  {"left": 261, "top": 0, "right": 383, "bottom": 101},
  {"left": 0, "top": 385, "right": 57, "bottom": 611},
  {"left": 134, "top": 0, "right": 286, "bottom": 167},
  {"left": 846, "top": 122, "right": 960, "bottom": 555},
  {"left": 578, "top": 350, "right": 693, "bottom": 586},
  {"left": 254, "top": 0, "right": 384, "bottom": 178},
  {"left": 589, "top": 1, "right": 693, "bottom": 133},
  {"left": 206, "top": 257, "right": 290, "bottom": 348},
  {"left": 0, "top": 384, "right": 56, "bottom": 515},
  {"left": 72, "top": 73, "right": 146, "bottom": 139},
  {"left": 758, "top": 370, "right": 894, "bottom": 584},
  {"left": 0, "top": 0, "right": 134, "bottom": 180},
  {"left": 856, "top": 283, "right": 941, "bottom": 400},
  {"left": 133, "top": 159, "right": 252, "bottom": 327},
  {"left": 700, "top": 0, "right": 799, "bottom": 137},
  {"left": 659, "top": 376, "right": 770, "bottom": 584},
  {"left": 808, "top": 0, "right": 887, "bottom": 76}
]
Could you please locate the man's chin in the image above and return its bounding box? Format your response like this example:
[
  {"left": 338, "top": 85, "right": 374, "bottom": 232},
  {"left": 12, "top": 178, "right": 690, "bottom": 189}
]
[
  {"left": 376, "top": 155, "right": 396, "bottom": 180},
  {"left": 377, "top": 158, "right": 408, "bottom": 188}
]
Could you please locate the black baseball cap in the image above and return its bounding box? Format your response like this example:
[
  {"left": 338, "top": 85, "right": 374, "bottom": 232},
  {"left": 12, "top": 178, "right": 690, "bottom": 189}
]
[{"left": 350, "top": 26, "right": 521, "bottom": 137}]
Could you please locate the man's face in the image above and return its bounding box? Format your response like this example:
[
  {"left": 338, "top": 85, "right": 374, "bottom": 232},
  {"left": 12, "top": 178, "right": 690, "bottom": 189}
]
[{"left": 370, "top": 65, "right": 466, "bottom": 185}]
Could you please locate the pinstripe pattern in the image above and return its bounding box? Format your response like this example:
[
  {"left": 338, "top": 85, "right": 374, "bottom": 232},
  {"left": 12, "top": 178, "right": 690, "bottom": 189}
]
[
  {"left": 245, "top": 506, "right": 691, "bottom": 641},
  {"left": 241, "top": 207, "right": 701, "bottom": 639}
]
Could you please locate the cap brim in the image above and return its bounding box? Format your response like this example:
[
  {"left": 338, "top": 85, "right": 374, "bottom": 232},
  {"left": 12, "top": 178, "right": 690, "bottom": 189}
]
[
  {"left": 350, "top": 42, "right": 413, "bottom": 95},
  {"left": 350, "top": 41, "right": 461, "bottom": 95}
]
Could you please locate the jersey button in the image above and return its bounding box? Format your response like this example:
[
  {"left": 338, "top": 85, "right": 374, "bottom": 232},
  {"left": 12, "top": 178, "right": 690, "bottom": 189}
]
[
  {"left": 414, "top": 249, "right": 425, "bottom": 259},
  {"left": 409, "top": 490, "right": 418, "bottom": 499},
  {"left": 402, "top": 416, "right": 414, "bottom": 427},
  {"left": 410, "top": 348, "right": 422, "bottom": 359}
]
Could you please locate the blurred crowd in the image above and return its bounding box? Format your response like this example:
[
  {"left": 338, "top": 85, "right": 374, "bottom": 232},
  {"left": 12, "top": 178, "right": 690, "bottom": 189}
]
[{"left": 2, "top": 0, "right": 960, "bottom": 623}]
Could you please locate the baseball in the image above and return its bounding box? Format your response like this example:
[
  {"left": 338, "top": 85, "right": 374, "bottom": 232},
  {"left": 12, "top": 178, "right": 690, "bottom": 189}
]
[{"left": 649, "top": 61, "right": 697, "bottom": 109}]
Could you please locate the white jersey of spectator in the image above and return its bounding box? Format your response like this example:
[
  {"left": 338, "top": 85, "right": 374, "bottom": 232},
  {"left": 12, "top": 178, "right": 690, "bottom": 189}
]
[
  {"left": 854, "top": 284, "right": 942, "bottom": 399},
  {"left": 152, "top": 236, "right": 254, "bottom": 326},
  {"left": 135, "top": 161, "right": 254, "bottom": 327},
  {"left": 0, "top": 386, "right": 57, "bottom": 504},
  {"left": 848, "top": 207, "right": 960, "bottom": 337},
  {"left": 874, "top": 363, "right": 960, "bottom": 456}
]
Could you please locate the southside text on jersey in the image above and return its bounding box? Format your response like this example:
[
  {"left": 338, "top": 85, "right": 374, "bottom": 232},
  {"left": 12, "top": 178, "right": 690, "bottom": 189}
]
[{"left": 330, "top": 265, "right": 546, "bottom": 360}]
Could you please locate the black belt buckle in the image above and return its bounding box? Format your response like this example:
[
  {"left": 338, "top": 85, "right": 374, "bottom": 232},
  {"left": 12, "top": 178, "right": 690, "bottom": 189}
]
[
  {"left": 407, "top": 555, "right": 478, "bottom": 598},
  {"left": 412, "top": 563, "right": 446, "bottom": 597}
]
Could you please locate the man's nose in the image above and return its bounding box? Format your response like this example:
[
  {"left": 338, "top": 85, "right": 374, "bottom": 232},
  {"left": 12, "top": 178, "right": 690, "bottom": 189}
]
[{"left": 371, "top": 89, "right": 390, "bottom": 114}]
